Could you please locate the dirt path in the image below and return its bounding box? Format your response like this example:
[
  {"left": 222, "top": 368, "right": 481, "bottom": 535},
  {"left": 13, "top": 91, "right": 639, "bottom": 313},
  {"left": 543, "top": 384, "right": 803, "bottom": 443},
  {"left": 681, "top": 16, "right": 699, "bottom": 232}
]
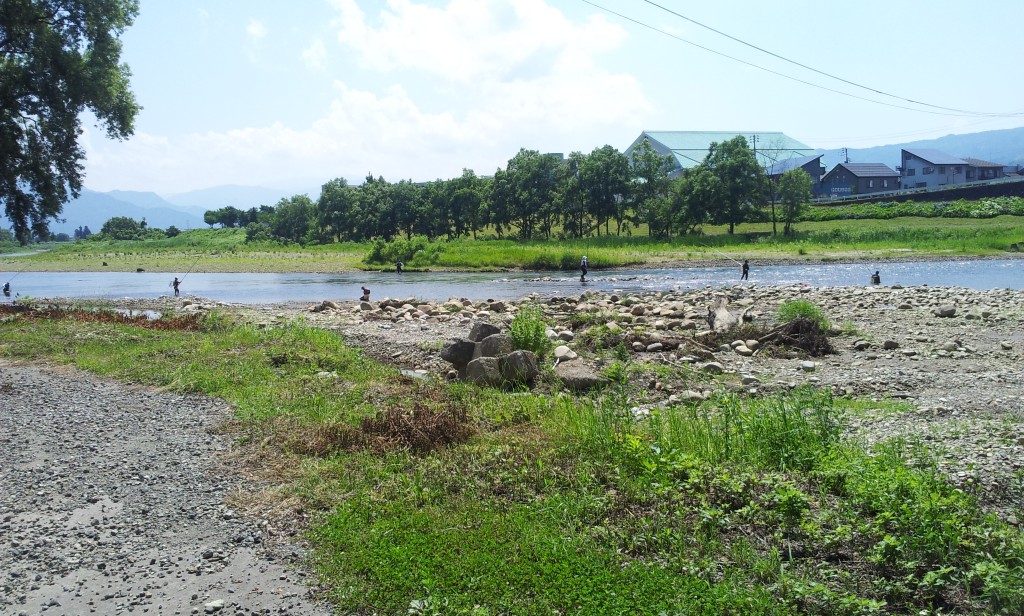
[{"left": 0, "top": 362, "right": 333, "bottom": 616}]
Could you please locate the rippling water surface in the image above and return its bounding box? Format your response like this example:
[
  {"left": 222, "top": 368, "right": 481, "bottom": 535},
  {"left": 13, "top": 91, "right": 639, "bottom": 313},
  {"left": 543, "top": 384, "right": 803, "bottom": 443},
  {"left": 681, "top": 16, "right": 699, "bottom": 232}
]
[{"left": 1, "top": 259, "right": 1021, "bottom": 304}]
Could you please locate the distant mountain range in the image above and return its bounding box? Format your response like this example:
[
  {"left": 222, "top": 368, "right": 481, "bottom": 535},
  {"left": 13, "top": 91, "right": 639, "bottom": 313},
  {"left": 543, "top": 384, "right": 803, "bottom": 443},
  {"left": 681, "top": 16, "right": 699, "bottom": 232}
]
[
  {"left": 816, "top": 126, "right": 1024, "bottom": 171},
  {"left": 1, "top": 184, "right": 318, "bottom": 237}
]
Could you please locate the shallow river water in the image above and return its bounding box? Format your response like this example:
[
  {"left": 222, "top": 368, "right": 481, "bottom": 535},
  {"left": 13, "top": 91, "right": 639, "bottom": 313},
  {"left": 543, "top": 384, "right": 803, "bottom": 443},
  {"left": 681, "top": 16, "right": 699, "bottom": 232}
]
[{"left": 1, "top": 259, "right": 1022, "bottom": 304}]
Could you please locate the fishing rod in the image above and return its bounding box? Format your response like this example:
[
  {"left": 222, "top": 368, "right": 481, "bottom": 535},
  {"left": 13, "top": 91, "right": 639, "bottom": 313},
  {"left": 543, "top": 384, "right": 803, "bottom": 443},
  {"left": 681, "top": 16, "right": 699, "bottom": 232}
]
[
  {"left": 169, "top": 254, "right": 203, "bottom": 290},
  {"left": 697, "top": 242, "right": 743, "bottom": 266},
  {"left": 178, "top": 253, "right": 203, "bottom": 282},
  {"left": 3, "top": 261, "right": 28, "bottom": 285}
]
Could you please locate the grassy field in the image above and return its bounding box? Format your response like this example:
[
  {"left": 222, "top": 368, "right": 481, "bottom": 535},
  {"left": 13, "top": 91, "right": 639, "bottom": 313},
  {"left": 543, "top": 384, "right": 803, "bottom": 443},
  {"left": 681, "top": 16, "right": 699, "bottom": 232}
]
[
  {"left": 3, "top": 216, "right": 1023, "bottom": 273},
  {"left": 2, "top": 305, "right": 1021, "bottom": 614}
]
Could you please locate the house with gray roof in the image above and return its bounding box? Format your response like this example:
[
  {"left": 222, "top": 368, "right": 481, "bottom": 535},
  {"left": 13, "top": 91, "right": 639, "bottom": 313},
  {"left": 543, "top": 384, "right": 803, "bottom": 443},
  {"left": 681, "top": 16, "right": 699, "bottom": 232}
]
[
  {"left": 900, "top": 148, "right": 1004, "bottom": 189},
  {"left": 624, "top": 131, "right": 814, "bottom": 177},
  {"left": 820, "top": 163, "right": 899, "bottom": 197},
  {"left": 766, "top": 154, "right": 825, "bottom": 196},
  {"left": 962, "top": 158, "right": 1005, "bottom": 182}
]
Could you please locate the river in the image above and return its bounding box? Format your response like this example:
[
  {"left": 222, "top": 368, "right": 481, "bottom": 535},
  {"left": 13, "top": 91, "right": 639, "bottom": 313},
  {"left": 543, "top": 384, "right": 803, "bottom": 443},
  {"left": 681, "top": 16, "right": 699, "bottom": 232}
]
[{"left": 1, "top": 259, "right": 1021, "bottom": 304}]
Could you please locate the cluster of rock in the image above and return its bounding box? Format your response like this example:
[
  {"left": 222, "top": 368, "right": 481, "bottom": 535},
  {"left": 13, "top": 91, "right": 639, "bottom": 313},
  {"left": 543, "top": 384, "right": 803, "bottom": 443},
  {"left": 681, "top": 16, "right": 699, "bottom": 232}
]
[{"left": 438, "top": 322, "right": 539, "bottom": 387}]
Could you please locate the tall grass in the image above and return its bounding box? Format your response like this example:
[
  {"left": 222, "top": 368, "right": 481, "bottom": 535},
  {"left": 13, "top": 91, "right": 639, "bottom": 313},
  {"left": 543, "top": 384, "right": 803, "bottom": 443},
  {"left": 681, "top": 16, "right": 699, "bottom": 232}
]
[{"left": 649, "top": 389, "right": 843, "bottom": 472}]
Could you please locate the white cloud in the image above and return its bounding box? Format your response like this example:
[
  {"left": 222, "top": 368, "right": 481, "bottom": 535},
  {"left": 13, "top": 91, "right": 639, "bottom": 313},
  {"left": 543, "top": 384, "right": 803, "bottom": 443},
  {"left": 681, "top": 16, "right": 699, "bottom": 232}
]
[
  {"left": 246, "top": 18, "right": 268, "bottom": 41},
  {"left": 302, "top": 39, "right": 328, "bottom": 70},
  {"left": 83, "top": 1, "right": 652, "bottom": 193},
  {"left": 329, "top": 0, "right": 626, "bottom": 83}
]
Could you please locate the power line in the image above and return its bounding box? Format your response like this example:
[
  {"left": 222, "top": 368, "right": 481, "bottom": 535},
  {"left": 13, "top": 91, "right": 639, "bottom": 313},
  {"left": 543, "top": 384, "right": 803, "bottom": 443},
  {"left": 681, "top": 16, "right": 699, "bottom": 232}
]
[
  {"left": 639, "top": 0, "right": 1016, "bottom": 117},
  {"left": 580, "top": 0, "right": 1024, "bottom": 119}
]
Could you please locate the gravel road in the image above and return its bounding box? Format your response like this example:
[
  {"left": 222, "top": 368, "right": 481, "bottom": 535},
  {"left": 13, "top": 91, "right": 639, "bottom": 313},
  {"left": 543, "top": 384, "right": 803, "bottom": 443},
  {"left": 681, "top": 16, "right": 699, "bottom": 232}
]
[{"left": 0, "top": 362, "right": 333, "bottom": 616}]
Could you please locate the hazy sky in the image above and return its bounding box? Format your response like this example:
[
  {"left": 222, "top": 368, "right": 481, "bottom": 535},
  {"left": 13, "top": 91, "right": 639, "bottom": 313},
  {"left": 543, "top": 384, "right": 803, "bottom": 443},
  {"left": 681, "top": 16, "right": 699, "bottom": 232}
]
[{"left": 80, "top": 0, "right": 1024, "bottom": 196}]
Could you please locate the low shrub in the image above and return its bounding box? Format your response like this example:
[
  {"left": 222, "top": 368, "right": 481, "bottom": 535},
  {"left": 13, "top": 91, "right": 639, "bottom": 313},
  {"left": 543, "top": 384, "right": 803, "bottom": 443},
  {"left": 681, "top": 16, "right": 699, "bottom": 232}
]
[
  {"left": 509, "top": 304, "right": 551, "bottom": 357},
  {"left": 778, "top": 299, "right": 831, "bottom": 332}
]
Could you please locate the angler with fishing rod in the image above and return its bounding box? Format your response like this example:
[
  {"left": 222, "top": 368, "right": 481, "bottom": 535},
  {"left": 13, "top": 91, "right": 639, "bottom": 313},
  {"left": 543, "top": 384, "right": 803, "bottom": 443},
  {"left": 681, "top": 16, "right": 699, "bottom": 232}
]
[
  {"left": 170, "top": 255, "right": 202, "bottom": 297},
  {"left": 3, "top": 262, "right": 28, "bottom": 297},
  {"left": 697, "top": 242, "right": 750, "bottom": 281}
]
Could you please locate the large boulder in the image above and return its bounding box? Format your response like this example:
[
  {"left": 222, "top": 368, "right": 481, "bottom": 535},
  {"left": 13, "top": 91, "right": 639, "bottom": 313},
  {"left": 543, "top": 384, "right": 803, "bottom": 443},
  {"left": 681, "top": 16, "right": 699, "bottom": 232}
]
[
  {"left": 477, "top": 333, "right": 515, "bottom": 358},
  {"left": 466, "top": 357, "right": 502, "bottom": 386},
  {"left": 440, "top": 339, "right": 477, "bottom": 367},
  {"left": 468, "top": 322, "right": 501, "bottom": 342},
  {"left": 554, "top": 363, "right": 608, "bottom": 391},
  {"left": 499, "top": 350, "right": 539, "bottom": 384}
]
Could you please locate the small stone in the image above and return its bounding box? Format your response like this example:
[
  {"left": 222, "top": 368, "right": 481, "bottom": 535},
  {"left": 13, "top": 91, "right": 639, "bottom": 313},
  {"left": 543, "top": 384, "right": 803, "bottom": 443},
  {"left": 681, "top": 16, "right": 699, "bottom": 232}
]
[
  {"left": 702, "top": 362, "right": 724, "bottom": 374},
  {"left": 553, "top": 345, "right": 577, "bottom": 360},
  {"left": 204, "top": 599, "right": 225, "bottom": 613},
  {"left": 800, "top": 361, "right": 816, "bottom": 372}
]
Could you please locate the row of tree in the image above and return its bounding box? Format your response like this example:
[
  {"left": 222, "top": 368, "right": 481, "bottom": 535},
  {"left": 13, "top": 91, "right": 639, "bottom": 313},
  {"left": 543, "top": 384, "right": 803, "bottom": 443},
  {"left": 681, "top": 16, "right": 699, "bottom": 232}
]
[{"left": 207, "top": 137, "right": 813, "bottom": 245}]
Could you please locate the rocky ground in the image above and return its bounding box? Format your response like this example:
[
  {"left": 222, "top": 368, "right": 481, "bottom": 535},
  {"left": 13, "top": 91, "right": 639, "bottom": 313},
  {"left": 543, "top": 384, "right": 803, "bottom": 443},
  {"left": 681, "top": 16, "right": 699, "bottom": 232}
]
[
  {"left": 0, "top": 364, "right": 334, "bottom": 616},
  {"left": 2, "top": 281, "right": 1022, "bottom": 615}
]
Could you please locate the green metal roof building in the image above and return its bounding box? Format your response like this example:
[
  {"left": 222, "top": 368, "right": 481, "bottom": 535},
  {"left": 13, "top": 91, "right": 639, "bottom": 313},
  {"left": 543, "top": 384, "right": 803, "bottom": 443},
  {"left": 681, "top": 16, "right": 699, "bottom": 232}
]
[{"left": 624, "top": 131, "right": 815, "bottom": 176}]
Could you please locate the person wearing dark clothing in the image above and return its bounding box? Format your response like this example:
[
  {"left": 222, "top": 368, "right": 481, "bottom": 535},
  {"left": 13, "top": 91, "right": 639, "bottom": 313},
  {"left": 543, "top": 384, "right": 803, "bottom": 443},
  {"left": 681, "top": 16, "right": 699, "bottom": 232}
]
[
  {"left": 740, "top": 260, "right": 749, "bottom": 280},
  {"left": 580, "top": 256, "right": 589, "bottom": 282},
  {"left": 172, "top": 277, "right": 181, "bottom": 297},
  {"left": 396, "top": 261, "right": 404, "bottom": 273},
  {"left": 360, "top": 286, "right": 371, "bottom": 302},
  {"left": 870, "top": 271, "right": 881, "bottom": 285},
  {"left": 2, "top": 282, "right": 9, "bottom": 297}
]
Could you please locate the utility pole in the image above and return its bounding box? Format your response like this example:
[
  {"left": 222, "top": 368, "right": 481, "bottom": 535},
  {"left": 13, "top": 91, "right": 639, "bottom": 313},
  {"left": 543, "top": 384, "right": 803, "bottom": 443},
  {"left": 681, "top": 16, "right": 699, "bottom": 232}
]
[
  {"left": 751, "top": 134, "right": 759, "bottom": 163},
  {"left": 842, "top": 147, "right": 849, "bottom": 163}
]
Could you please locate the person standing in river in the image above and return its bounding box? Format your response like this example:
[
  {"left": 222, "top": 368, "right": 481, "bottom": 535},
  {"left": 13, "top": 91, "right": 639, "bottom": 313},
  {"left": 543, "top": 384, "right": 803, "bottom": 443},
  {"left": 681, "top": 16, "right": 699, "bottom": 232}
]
[
  {"left": 360, "top": 286, "right": 371, "bottom": 302},
  {"left": 740, "top": 260, "right": 750, "bottom": 280},
  {"left": 2, "top": 282, "right": 10, "bottom": 297},
  {"left": 172, "top": 277, "right": 181, "bottom": 297},
  {"left": 871, "top": 270, "right": 881, "bottom": 285},
  {"left": 580, "top": 255, "right": 589, "bottom": 282}
]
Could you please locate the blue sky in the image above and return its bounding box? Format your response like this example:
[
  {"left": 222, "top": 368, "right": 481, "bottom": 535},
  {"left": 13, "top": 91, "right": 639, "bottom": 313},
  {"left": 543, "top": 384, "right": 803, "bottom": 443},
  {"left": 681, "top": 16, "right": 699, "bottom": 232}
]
[{"left": 80, "top": 0, "right": 1024, "bottom": 196}]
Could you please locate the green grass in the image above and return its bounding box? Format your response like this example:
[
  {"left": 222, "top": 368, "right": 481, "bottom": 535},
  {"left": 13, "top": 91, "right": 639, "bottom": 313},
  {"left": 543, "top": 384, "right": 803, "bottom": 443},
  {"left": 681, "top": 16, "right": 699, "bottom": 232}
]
[
  {"left": 4, "top": 213, "right": 1024, "bottom": 273},
  {"left": 778, "top": 299, "right": 832, "bottom": 332},
  {"left": 1, "top": 308, "right": 1022, "bottom": 614}
]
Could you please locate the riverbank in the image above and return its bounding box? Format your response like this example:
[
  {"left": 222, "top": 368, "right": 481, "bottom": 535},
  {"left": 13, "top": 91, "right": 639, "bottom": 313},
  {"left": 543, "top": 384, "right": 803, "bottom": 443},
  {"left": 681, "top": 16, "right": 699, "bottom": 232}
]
[
  {"left": 4, "top": 250, "right": 1022, "bottom": 275},
  {"left": 4, "top": 215, "right": 1023, "bottom": 274},
  {"left": 3, "top": 282, "right": 1023, "bottom": 613},
  {"left": 41, "top": 282, "right": 1024, "bottom": 513}
]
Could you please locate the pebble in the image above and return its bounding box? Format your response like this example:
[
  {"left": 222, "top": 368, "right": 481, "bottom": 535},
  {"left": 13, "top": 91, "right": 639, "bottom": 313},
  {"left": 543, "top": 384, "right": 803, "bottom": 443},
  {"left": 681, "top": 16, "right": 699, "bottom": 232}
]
[{"left": 0, "top": 362, "right": 333, "bottom": 614}]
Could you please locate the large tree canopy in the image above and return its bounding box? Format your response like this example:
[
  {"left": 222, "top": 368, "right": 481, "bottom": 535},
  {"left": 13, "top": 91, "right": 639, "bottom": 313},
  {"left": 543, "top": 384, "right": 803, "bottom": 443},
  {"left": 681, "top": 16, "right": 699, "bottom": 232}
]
[
  {"left": 703, "top": 136, "right": 764, "bottom": 234},
  {"left": 1, "top": 0, "right": 140, "bottom": 242}
]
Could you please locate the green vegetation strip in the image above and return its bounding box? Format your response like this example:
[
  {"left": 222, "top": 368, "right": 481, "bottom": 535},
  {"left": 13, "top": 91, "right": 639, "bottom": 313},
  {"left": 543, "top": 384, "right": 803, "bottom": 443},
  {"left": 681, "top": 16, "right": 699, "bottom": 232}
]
[
  {"left": 1, "top": 309, "right": 1022, "bottom": 614},
  {"left": 5, "top": 211, "right": 1024, "bottom": 274}
]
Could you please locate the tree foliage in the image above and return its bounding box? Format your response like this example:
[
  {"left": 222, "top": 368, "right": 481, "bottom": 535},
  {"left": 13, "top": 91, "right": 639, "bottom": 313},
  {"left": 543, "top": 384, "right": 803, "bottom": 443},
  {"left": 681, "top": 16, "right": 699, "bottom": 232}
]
[
  {"left": 99, "top": 215, "right": 147, "bottom": 239},
  {"left": 702, "top": 136, "right": 764, "bottom": 234},
  {"left": 1, "top": 0, "right": 140, "bottom": 243},
  {"left": 778, "top": 168, "right": 813, "bottom": 235},
  {"left": 185, "top": 138, "right": 808, "bottom": 249},
  {"left": 629, "top": 138, "right": 674, "bottom": 238}
]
